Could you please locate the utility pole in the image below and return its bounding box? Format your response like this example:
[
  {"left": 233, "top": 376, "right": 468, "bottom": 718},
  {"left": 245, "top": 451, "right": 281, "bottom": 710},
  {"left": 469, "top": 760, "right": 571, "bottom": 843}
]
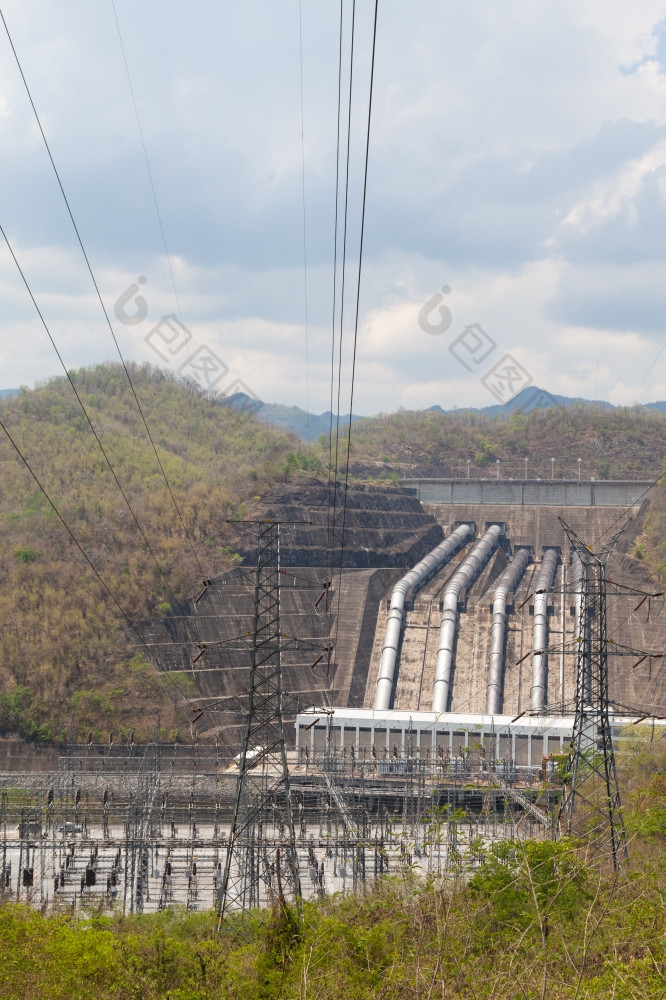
[
  {"left": 557, "top": 519, "right": 627, "bottom": 868},
  {"left": 216, "top": 521, "right": 302, "bottom": 922}
]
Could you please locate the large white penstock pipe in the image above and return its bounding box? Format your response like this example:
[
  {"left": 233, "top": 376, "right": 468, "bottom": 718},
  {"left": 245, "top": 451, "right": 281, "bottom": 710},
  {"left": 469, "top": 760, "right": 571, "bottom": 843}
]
[
  {"left": 373, "top": 524, "right": 471, "bottom": 711},
  {"left": 486, "top": 547, "right": 530, "bottom": 715},
  {"left": 571, "top": 551, "right": 591, "bottom": 705},
  {"left": 432, "top": 525, "right": 502, "bottom": 714},
  {"left": 530, "top": 549, "right": 559, "bottom": 711}
]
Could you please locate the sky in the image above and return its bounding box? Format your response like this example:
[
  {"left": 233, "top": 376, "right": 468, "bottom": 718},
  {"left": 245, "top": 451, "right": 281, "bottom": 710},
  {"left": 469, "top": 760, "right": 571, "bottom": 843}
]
[{"left": 2, "top": 1, "right": 666, "bottom": 415}]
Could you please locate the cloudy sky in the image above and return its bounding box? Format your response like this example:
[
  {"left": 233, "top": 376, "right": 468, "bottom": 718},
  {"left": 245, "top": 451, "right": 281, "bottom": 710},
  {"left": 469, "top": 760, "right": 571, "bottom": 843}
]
[{"left": 2, "top": 0, "right": 666, "bottom": 414}]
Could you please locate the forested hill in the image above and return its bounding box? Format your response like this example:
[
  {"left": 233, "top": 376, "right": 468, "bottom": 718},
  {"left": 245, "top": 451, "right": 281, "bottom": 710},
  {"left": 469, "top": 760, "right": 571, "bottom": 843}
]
[
  {"left": 0, "top": 363, "right": 299, "bottom": 742},
  {"left": 306, "top": 404, "right": 666, "bottom": 585},
  {"left": 337, "top": 405, "right": 666, "bottom": 481}
]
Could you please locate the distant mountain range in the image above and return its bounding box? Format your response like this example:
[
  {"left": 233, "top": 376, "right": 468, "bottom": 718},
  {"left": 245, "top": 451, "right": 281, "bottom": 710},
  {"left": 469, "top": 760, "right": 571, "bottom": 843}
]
[
  {"left": 229, "top": 398, "right": 361, "bottom": 441},
  {"left": 427, "top": 384, "right": 666, "bottom": 415},
  {"left": 223, "top": 385, "right": 666, "bottom": 439},
  {"left": 5, "top": 383, "right": 666, "bottom": 439},
  {"left": 425, "top": 385, "right": 612, "bottom": 416}
]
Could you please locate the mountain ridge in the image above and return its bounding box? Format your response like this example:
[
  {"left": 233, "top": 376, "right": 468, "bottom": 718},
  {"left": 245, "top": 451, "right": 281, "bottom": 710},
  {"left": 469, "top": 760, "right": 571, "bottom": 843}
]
[
  {"left": 224, "top": 384, "right": 666, "bottom": 439},
  {"left": 7, "top": 381, "right": 666, "bottom": 440}
]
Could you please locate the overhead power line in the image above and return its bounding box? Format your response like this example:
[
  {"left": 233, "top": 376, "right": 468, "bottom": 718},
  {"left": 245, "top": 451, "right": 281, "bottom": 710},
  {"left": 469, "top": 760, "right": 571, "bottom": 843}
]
[
  {"left": 0, "top": 222, "right": 191, "bottom": 621},
  {"left": 298, "top": 0, "right": 311, "bottom": 453},
  {"left": 110, "top": 0, "right": 190, "bottom": 352},
  {"left": 592, "top": 475, "right": 660, "bottom": 550},
  {"left": 326, "top": 0, "right": 346, "bottom": 593},
  {"left": 0, "top": 8, "right": 206, "bottom": 583},
  {"left": 334, "top": 0, "right": 380, "bottom": 640},
  {"left": 329, "top": 0, "right": 357, "bottom": 587},
  {"left": 0, "top": 412, "right": 197, "bottom": 719}
]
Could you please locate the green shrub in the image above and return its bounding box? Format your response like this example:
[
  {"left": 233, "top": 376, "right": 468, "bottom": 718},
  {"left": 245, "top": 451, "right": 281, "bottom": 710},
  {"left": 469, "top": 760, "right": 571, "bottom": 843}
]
[{"left": 12, "top": 546, "right": 42, "bottom": 563}]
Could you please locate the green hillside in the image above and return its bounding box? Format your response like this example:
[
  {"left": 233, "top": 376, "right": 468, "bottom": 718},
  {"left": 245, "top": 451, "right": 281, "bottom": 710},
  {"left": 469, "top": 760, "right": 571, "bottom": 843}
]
[
  {"left": 337, "top": 405, "right": 666, "bottom": 481},
  {"left": 0, "top": 363, "right": 298, "bottom": 742}
]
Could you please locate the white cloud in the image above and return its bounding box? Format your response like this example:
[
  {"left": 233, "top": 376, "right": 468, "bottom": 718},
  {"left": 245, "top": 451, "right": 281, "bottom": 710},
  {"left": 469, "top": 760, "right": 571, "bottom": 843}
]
[
  {"left": 2, "top": 1, "right": 666, "bottom": 411},
  {"left": 560, "top": 139, "right": 666, "bottom": 233}
]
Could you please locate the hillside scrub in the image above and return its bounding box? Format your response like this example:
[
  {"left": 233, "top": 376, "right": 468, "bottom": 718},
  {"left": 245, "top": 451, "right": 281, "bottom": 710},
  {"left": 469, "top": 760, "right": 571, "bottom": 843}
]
[
  {"left": 0, "top": 363, "right": 298, "bottom": 741},
  {"left": 331, "top": 404, "right": 666, "bottom": 481},
  {"left": 2, "top": 844, "right": 663, "bottom": 1000},
  {"left": 315, "top": 406, "right": 666, "bottom": 581},
  {"left": 1, "top": 822, "right": 664, "bottom": 994}
]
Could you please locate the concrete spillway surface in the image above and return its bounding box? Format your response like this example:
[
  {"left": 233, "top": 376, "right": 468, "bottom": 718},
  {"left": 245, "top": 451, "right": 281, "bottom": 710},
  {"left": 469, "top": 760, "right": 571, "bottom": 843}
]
[
  {"left": 136, "top": 484, "right": 666, "bottom": 743},
  {"left": 136, "top": 482, "right": 452, "bottom": 746},
  {"left": 255, "top": 480, "right": 448, "bottom": 568}
]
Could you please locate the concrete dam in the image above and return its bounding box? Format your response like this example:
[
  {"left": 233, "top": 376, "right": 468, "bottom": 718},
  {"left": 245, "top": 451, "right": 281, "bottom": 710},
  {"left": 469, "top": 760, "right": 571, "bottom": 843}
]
[{"left": 140, "top": 478, "right": 665, "bottom": 756}]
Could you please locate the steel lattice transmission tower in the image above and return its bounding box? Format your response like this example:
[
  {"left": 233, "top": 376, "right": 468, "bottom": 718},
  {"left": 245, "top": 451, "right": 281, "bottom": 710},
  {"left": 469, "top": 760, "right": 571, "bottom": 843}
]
[
  {"left": 216, "top": 521, "right": 302, "bottom": 922},
  {"left": 558, "top": 519, "right": 627, "bottom": 868}
]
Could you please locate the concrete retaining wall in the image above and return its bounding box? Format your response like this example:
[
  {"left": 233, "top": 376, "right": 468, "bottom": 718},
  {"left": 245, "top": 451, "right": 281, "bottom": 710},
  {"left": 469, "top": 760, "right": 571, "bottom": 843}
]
[{"left": 401, "top": 479, "right": 651, "bottom": 507}]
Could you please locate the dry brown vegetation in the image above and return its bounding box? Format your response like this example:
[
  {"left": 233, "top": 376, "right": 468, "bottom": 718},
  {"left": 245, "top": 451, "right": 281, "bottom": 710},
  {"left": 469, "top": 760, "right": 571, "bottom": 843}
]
[
  {"left": 337, "top": 404, "right": 666, "bottom": 481},
  {"left": 0, "top": 363, "right": 298, "bottom": 742}
]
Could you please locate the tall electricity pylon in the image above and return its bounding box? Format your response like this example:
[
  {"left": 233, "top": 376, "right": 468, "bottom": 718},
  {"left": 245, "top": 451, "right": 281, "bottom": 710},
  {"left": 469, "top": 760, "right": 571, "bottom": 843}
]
[
  {"left": 216, "top": 521, "right": 302, "bottom": 922},
  {"left": 558, "top": 519, "right": 627, "bottom": 868}
]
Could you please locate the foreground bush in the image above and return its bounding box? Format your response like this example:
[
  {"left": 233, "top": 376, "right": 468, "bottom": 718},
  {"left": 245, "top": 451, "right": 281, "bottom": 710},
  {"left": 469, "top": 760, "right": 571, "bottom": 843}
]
[{"left": 1, "top": 835, "right": 664, "bottom": 1000}]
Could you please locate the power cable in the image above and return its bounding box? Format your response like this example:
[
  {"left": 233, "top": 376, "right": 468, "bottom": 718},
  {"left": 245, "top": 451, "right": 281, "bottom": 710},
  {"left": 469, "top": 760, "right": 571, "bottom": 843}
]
[
  {"left": 325, "top": 0, "right": 345, "bottom": 588},
  {"left": 130, "top": 611, "right": 324, "bottom": 622},
  {"left": 110, "top": 0, "right": 187, "bottom": 334},
  {"left": 297, "top": 0, "right": 311, "bottom": 454},
  {"left": 329, "top": 0, "right": 357, "bottom": 600},
  {"left": 0, "top": 413, "right": 197, "bottom": 719},
  {"left": 557, "top": 482, "right": 665, "bottom": 685},
  {"left": 625, "top": 343, "right": 666, "bottom": 406},
  {"left": 0, "top": 8, "right": 206, "bottom": 583},
  {"left": 591, "top": 476, "right": 660, "bottom": 550},
  {"left": 333, "top": 0, "right": 379, "bottom": 644},
  {"left": 0, "top": 223, "right": 191, "bottom": 620}
]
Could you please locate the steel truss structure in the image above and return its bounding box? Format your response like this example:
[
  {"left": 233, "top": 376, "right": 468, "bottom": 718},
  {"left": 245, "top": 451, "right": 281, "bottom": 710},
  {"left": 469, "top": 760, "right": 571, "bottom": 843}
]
[
  {"left": 216, "top": 521, "right": 302, "bottom": 921},
  {"left": 558, "top": 520, "right": 628, "bottom": 867}
]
